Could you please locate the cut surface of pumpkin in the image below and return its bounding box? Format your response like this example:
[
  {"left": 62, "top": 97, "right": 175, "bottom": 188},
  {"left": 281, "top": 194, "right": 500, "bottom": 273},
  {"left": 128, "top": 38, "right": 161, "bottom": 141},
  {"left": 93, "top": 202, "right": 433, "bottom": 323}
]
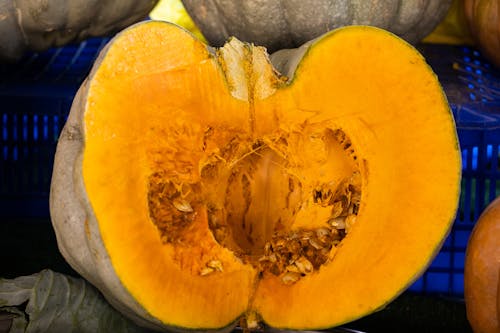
[{"left": 51, "top": 21, "right": 461, "bottom": 331}]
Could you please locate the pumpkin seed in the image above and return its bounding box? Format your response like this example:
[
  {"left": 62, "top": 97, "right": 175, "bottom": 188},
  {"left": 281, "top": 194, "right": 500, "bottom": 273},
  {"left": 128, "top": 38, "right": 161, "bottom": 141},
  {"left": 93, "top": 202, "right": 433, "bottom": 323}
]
[
  {"left": 173, "top": 198, "right": 194, "bottom": 213},
  {"left": 308, "top": 238, "right": 323, "bottom": 250},
  {"left": 294, "top": 256, "right": 313, "bottom": 275},
  {"left": 281, "top": 272, "right": 301, "bottom": 285},
  {"left": 200, "top": 267, "right": 214, "bottom": 276},
  {"left": 345, "top": 214, "right": 357, "bottom": 233},
  {"left": 331, "top": 200, "right": 344, "bottom": 218},
  {"left": 285, "top": 264, "right": 300, "bottom": 273},
  {"left": 329, "top": 217, "right": 346, "bottom": 229},
  {"left": 207, "top": 259, "right": 223, "bottom": 272}
]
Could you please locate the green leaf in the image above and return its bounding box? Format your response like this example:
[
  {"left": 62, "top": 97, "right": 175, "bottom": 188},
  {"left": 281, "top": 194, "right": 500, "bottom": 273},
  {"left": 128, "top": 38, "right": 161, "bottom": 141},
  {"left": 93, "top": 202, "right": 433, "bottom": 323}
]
[{"left": 0, "top": 270, "right": 153, "bottom": 333}]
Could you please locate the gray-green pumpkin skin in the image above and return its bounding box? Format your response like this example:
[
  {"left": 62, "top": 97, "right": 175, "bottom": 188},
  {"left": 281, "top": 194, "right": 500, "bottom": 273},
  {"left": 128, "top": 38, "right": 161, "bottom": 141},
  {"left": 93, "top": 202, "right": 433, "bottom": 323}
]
[
  {"left": 181, "top": 0, "right": 452, "bottom": 52},
  {"left": 0, "top": 0, "right": 158, "bottom": 62}
]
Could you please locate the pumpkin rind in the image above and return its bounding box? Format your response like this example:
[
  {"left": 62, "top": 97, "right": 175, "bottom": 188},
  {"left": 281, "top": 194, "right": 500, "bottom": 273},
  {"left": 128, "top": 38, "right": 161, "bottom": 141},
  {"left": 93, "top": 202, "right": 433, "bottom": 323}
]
[
  {"left": 464, "top": 196, "right": 500, "bottom": 333},
  {"left": 498, "top": 267, "right": 500, "bottom": 328},
  {"left": 181, "top": 0, "right": 452, "bottom": 52},
  {"left": 50, "top": 21, "right": 461, "bottom": 330},
  {"left": 0, "top": 0, "right": 158, "bottom": 62},
  {"left": 50, "top": 78, "right": 171, "bottom": 332}
]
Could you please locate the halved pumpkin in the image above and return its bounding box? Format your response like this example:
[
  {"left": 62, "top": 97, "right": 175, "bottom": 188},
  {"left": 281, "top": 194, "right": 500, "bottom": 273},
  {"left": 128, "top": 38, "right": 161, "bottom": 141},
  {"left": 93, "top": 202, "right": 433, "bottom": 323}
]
[{"left": 50, "top": 21, "right": 461, "bottom": 331}]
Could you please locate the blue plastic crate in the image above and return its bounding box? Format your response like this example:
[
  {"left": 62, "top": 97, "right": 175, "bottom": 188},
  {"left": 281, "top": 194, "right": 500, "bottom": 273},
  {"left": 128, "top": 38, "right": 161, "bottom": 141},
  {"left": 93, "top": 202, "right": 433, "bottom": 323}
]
[
  {"left": 1, "top": 39, "right": 499, "bottom": 298},
  {"left": 408, "top": 44, "right": 500, "bottom": 296},
  {"left": 0, "top": 38, "right": 109, "bottom": 218}
]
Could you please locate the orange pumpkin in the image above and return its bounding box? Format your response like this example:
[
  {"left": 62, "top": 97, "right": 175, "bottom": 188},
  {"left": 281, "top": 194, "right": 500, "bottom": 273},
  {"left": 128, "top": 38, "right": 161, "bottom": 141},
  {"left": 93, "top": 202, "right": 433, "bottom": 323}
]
[
  {"left": 464, "top": 196, "right": 500, "bottom": 333},
  {"left": 464, "top": 0, "right": 500, "bottom": 68}
]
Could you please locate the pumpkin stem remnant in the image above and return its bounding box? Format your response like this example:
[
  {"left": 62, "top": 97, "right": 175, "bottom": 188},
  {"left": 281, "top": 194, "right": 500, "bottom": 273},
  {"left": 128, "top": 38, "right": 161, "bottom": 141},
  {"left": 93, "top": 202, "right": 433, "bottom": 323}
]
[{"left": 240, "top": 310, "right": 262, "bottom": 332}]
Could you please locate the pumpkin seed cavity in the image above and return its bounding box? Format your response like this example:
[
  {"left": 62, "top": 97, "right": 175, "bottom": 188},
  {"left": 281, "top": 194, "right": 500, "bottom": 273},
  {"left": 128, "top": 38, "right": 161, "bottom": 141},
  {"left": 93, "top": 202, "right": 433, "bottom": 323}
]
[{"left": 147, "top": 128, "right": 361, "bottom": 284}]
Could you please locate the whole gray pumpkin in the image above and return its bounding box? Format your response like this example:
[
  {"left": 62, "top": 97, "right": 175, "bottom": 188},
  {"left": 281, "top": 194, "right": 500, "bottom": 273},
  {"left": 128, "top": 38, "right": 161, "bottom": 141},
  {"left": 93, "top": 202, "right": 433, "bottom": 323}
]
[
  {"left": 181, "top": 0, "right": 452, "bottom": 52},
  {"left": 0, "top": 0, "right": 158, "bottom": 62}
]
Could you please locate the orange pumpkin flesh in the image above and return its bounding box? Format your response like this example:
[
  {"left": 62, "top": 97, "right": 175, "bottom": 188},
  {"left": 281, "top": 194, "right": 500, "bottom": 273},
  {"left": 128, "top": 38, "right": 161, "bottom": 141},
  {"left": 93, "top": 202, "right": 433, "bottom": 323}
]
[
  {"left": 54, "top": 21, "right": 461, "bottom": 330},
  {"left": 465, "top": 197, "right": 500, "bottom": 333}
]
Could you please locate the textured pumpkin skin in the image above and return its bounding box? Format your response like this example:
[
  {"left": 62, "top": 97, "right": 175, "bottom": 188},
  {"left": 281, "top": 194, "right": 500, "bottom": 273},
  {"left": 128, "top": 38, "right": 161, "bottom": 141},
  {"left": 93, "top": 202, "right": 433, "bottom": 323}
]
[
  {"left": 49, "top": 46, "right": 237, "bottom": 333},
  {"left": 181, "top": 0, "right": 452, "bottom": 52},
  {"left": 50, "top": 21, "right": 461, "bottom": 331},
  {"left": 498, "top": 267, "right": 500, "bottom": 328},
  {"left": 464, "top": 0, "right": 500, "bottom": 68},
  {"left": 464, "top": 197, "right": 500, "bottom": 333},
  {"left": 0, "top": 0, "right": 158, "bottom": 62}
]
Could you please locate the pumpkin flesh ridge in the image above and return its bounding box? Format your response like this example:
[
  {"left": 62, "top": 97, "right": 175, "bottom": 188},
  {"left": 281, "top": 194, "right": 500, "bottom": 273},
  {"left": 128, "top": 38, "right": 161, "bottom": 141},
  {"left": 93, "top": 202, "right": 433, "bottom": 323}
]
[
  {"left": 252, "top": 27, "right": 461, "bottom": 328},
  {"left": 83, "top": 22, "right": 256, "bottom": 328},
  {"left": 81, "top": 22, "right": 460, "bottom": 329}
]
